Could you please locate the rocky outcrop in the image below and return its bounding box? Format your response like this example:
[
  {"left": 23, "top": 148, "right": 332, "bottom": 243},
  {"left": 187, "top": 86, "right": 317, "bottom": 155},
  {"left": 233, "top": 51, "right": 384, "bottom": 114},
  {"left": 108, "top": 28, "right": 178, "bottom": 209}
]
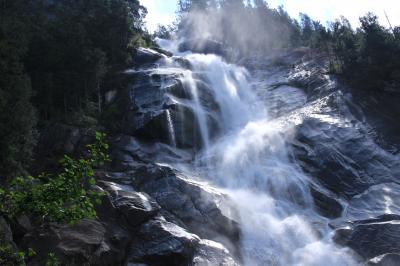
[
  {"left": 96, "top": 159, "right": 241, "bottom": 260},
  {"left": 178, "top": 39, "right": 227, "bottom": 57},
  {"left": 246, "top": 48, "right": 400, "bottom": 262},
  {"left": 130, "top": 164, "right": 240, "bottom": 246},
  {"left": 98, "top": 181, "right": 161, "bottom": 227},
  {"left": 122, "top": 53, "right": 204, "bottom": 149},
  {"left": 128, "top": 216, "right": 200, "bottom": 265},
  {"left": 22, "top": 219, "right": 130, "bottom": 266},
  {"left": 367, "top": 253, "right": 400, "bottom": 266},
  {"left": 88, "top": 127, "right": 241, "bottom": 265},
  {"left": 132, "top": 47, "right": 166, "bottom": 67},
  {"left": 334, "top": 215, "right": 400, "bottom": 260},
  {"left": 293, "top": 117, "right": 399, "bottom": 199}
]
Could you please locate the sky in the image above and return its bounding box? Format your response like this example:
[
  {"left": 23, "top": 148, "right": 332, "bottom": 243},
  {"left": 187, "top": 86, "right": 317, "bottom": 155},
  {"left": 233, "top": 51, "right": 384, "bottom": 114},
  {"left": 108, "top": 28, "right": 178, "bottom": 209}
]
[{"left": 140, "top": 0, "right": 400, "bottom": 32}]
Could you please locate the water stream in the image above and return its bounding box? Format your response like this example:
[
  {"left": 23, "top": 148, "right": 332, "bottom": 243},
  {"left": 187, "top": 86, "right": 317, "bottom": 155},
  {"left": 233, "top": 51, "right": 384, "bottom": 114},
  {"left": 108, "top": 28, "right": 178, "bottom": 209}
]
[{"left": 156, "top": 42, "right": 358, "bottom": 266}]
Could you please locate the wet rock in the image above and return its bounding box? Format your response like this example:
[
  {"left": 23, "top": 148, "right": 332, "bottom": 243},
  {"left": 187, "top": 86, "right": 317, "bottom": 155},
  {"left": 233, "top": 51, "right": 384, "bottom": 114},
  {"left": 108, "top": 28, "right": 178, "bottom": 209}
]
[
  {"left": 98, "top": 180, "right": 160, "bottom": 227},
  {"left": 22, "top": 219, "right": 130, "bottom": 266},
  {"left": 293, "top": 117, "right": 399, "bottom": 199},
  {"left": 0, "top": 216, "right": 13, "bottom": 241},
  {"left": 110, "top": 135, "right": 193, "bottom": 171},
  {"left": 310, "top": 186, "right": 343, "bottom": 219},
  {"left": 131, "top": 164, "right": 241, "bottom": 254},
  {"left": 128, "top": 216, "right": 200, "bottom": 266},
  {"left": 367, "top": 253, "right": 400, "bottom": 266},
  {"left": 133, "top": 48, "right": 164, "bottom": 66},
  {"left": 0, "top": 216, "right": 17, "bottom": 250},
  {"left": 122, "top": 66, "right": 207, "bottom": 149},
  {"left": 178, "top": 39, "right": 226, "bottom": 57},
  {"left": 344, "top": 182, "right": 400, "bottom": 221},
  {"left": 192, "top": 239, "right": 239, "bottom": 266},
  {"left": 334, "top": 215, "right": 400, "bottom": 260}
]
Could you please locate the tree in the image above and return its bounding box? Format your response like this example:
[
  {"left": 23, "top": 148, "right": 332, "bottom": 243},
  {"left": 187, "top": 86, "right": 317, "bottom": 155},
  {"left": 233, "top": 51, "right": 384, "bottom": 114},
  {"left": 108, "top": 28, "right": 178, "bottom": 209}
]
[{"left": 0, "top": 0, "right": 38, "bottom": 178}]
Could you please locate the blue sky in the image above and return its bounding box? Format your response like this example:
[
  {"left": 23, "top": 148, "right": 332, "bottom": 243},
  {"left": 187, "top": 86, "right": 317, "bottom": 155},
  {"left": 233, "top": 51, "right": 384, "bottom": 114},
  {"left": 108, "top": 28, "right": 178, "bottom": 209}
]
[{"left": 141, "top": 0, "right": 400, "bottom": 32}]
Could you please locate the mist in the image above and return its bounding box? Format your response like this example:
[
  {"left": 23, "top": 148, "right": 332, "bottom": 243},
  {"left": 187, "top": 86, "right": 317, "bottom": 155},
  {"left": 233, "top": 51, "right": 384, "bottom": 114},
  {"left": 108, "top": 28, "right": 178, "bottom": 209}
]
[{"left": 174, "top": 0, "right": 301, "bottom": 56}]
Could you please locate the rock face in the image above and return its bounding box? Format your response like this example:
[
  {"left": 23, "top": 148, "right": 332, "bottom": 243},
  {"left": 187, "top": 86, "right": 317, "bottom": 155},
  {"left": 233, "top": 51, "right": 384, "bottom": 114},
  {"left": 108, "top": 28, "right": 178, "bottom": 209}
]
[
  {"left": 178, "top": 39, "right": 227, "bottom": 57},
  {"left": 367, "top": 253, "right": 400, "bottom": 266},
  {"left": 128, "top": 216, "right": 200, "bottom": 265},
  {"left": 22, "top": 219, "right": 130, "bottom": 266},
  {"left": 95, "top": 159, "right": 241, "bottom": 264},
  {"left": 334, "top": 215, "right": 400, "bottom": 260},
  {"left": 21, "top": 162, "right": 240, "bottom": 265},
  {"left": 250, "top": 48, "right": 400, "bottom": 263},
  {"left": 122, "top": 52, "right": 205, "bottom": 149}
]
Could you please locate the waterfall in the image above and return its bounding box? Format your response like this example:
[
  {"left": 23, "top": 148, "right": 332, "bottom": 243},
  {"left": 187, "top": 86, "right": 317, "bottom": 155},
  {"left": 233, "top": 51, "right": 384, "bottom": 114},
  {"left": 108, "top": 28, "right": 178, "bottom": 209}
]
[
  {"left": 165, "top": 109, "right": 177, "bottom": 147},
  {"left": 157, "top": 41, "right": 358, "bottom": 266},
  {"left": 181, "top": 70, "right": 211, "bottom": 150}
]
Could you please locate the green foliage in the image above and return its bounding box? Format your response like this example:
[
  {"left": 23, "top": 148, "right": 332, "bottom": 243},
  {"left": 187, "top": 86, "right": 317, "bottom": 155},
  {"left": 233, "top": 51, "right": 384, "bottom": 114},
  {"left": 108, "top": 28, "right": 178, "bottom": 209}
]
[
  {"left": 0, "top": 0, "right": 152, "bottom": 176},
  {"left": 0, "top": 243, "right": 25, "bottom": 266},
  {"left": 153, "top": 25, "right": 174, "bottom": 39},
  {"left": 328, "top": 13, "right": 400, "bottom": 93},
  {"left": 1, "top": 0, "right": 152, "bottom": 127},
  {"left": 0, "top": 132, "right": 109, "bottom": 224},
  {"left": 0, "top": 0, "right": 38, "bottom": 177},
  {"left": 46, "top": 252, "right": 60, "bottom": 266},
  {"left": 25, "top": 0, "right": 151, "bottom": 122}
]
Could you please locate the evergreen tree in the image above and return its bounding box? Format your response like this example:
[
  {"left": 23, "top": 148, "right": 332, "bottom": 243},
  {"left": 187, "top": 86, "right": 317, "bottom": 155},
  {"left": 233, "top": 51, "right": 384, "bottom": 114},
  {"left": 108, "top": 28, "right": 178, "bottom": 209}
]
[{"left": 0, "top": 0, "right": 38, "bottom": 177}]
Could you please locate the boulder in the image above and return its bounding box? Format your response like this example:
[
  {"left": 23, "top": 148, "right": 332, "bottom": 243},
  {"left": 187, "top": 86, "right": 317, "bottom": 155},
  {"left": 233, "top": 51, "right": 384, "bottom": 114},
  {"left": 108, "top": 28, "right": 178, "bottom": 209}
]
[
  {"left": 178, "top": 39, "right": 226, "bottom": 57},
  {"left": 133, "top": 48, "right": 164, "bottom": 66},
  {"left": 0, "top": 216, "right": 14, "bottom": 245},
  {"left": 293, "top": 117, "right": 399, "bottom": 199},
  {"left": 22, "top": 219, "right": 130, "bottom": 266},
  {"left": 334, "top": 215, "right": 400, "bottom": 260},
  {"left": 98, "top": 181, "right": 160, "bottom": 227},
  {"left": 128, "top": 216, "right": 200, "bottom": 266},
  {"left": 367, "top": 253, "right": 400, "bottom": 266},
  {"left": 192, "top": 239, "right": 239, "bottom": 266},
  {"left": 344, "top": 182, "right": 400, "bottom": 221},
  {"left": 110, "top": 135, "right": 192, "bottom": 171},
  {"left": 130, "top": 164, "right": 241, "bottom": 255}
]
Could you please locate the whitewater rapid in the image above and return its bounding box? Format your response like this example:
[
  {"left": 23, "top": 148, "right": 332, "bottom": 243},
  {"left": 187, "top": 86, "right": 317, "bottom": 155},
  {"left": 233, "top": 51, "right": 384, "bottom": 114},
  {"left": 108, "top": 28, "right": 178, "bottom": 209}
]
[{"left": 156, "top": 41, "right": 358, "bottom": 266}]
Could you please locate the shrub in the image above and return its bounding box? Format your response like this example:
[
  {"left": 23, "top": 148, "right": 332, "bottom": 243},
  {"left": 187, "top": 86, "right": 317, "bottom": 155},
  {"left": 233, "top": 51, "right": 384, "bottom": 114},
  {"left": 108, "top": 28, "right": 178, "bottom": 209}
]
[{"left": 0, "top": 132, "right": 109, "bottom": 224}]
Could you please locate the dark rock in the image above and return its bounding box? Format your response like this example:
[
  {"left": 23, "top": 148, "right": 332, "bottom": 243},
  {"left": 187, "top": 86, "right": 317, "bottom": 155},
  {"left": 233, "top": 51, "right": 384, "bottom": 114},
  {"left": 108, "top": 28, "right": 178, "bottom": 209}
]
[
  {"left": 110, "top": 135, "right": 192, "bottom": 171},
  {"left": 367, "top": 253, "right": 400, "bottom": 266},
  {"left": 293, "top": 117, "right": 399, "bottom": 199},
  {"left": 121, "top": 67, "right": 207, "bottom": 148},
  {"left": 334, "top": 215, "right": 400, "bottom": 260},
  {"left": 22, "top": 219, "right": 130, "bottom": 266},
  {"left": 310, "top": 186, "right": 343, "bottom": 218},
  {"left": 133, "top": 48, "right": 164, "bottom": 66},
  {"left": 0, "top": 216, "right": 13, "bottom": 243},
  {"left": 192, "top": 240, "right": 238, "bottom": 266},
  {"left": 128, "top": 216, "right": 200, "bottom": 266},
  {"left": 153, "top": 47, "right": 173, "bottom": 57},
  {"left": 98, "top": 180, "right": 160, "bottom": 227},
  {"left": 131, "top": 164, "right": 241, "bottom": 255},
  {"left": 344, "top": 182, "right": 400, "bottom": 221},
  {"left": 178, "top": 39, "right": 226, "bottom": 56}
]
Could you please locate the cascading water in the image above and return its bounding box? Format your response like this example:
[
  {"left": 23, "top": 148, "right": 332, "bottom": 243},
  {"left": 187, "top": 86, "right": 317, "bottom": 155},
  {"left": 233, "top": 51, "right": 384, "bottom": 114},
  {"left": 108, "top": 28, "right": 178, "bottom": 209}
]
[
  {"left": 165, "top": 109, "right": 177, "bottom": 147},
  {"left": 156, "top": 41, "right": 358, "bottom": 265}
]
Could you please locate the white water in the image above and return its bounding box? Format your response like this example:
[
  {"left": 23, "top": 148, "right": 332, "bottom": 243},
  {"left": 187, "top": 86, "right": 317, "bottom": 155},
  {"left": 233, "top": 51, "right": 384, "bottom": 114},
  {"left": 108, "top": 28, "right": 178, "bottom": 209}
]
[
  {"left": 165, "top": 109, "right": 177, "bottom": 147},
  {"left": 158, "top": 41, "right": 358, "bottom": 265}
]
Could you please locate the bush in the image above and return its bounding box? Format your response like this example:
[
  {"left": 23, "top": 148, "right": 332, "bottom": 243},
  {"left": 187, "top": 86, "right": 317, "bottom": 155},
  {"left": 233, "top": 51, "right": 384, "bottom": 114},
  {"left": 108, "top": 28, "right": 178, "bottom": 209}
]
[
  {"left": 0, "top": 132, "right": 109, "bottom": 224},
  {"left": 0, "top": 243, "right": 25, "bottom": 266}
]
